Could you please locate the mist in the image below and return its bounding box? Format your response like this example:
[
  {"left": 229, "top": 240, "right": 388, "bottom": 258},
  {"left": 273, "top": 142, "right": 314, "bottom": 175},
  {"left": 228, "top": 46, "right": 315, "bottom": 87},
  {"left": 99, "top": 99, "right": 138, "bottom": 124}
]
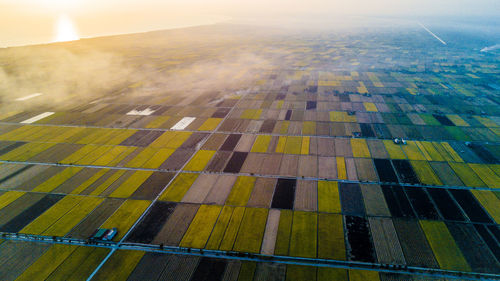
[
  {"left": 0, "top": 26, "right": 284, "bottom": 113},
  {"left": 0, "top": 0, "right": 498, "bottom": 113},
  {"left": 0, "top": 0, "right": 498, "bottom": 47},
  {"left": 0, "top": 46, "right": 133, "bottom": 113}
]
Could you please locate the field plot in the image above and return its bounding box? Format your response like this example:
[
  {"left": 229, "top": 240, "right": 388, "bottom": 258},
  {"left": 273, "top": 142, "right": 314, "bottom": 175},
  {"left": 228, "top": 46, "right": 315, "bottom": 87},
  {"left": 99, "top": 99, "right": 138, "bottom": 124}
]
[
  {"left": 1, "top": 247, "right": 457, "bottom": 281},
  {"left": 0, "top": 22, "right": 499, "bottom": 280}
]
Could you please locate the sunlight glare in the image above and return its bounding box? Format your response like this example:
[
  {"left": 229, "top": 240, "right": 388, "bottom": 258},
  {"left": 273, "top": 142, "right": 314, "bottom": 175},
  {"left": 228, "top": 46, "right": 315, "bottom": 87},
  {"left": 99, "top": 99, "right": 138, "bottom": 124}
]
[{"left": 55, "top": 14, "right": 79, "bottom": 42}]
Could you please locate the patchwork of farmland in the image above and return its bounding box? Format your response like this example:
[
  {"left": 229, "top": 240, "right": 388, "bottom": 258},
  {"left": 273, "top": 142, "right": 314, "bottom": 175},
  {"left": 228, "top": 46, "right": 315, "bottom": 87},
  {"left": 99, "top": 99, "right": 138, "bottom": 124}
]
[{"left": 0, "top": 23, "right": 499, "bottom": 280}]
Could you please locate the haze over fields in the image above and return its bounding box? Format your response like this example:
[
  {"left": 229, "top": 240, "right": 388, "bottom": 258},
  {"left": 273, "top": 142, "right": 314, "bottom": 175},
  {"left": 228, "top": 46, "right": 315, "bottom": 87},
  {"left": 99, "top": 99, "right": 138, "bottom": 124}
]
[{"left": 0, "top": 0, "right": 499, "bottom": 46}]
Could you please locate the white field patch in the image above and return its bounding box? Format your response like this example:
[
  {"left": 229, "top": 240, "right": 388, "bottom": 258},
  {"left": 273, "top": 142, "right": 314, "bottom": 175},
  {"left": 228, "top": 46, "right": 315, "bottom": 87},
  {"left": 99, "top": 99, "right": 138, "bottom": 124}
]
[
  {"left": 126, "top": 108, "right": 156, "bottom": 116},
  {"left": 15, "top": 93, "right": 43, "bottom": 101},
  {"left": 261, "top": 209, "right": 281, "bottom": 255},
  {"left": 21, "top": 112, "right": 55, "bottom": 124},
  {"left": 171, "top": 117, "right": 196, "bottom": 130}
]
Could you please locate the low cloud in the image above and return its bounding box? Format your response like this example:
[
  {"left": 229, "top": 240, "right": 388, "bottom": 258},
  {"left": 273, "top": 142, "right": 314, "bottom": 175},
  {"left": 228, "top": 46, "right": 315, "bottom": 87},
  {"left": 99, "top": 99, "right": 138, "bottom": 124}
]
[{"left": 0, "top": 29, "right": 278, "bottom": 113}]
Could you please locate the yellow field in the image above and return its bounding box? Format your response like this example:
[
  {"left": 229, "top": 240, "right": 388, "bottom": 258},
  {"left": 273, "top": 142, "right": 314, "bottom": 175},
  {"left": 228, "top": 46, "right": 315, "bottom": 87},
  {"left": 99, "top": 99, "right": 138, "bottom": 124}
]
[
  {"left": 251, "top": 135, "right": 272, "bottom": 153},
  {"left": 441, "top": 142, "right": 463, "bottom": 162},
  {"left": 32, "top": 126, "right": 66, "bottom": 142},
  {"left": 233, "top": 207, "right": 268, "bottom": 253},
  {"left": 70, "top": 169, "right": 110, "bottom": 194},
  {"left": 98, "top": 129, "right": 136, "bottom": 145},
  {"left": 317, "top": 268, "right": 347, "bottom": 281},
  {"left": 33, "top": 167, "right": 83, "bottom": 192},
  {"left": 284, "top": 136, "right": 302, "bottom": 154},
  {"left": 471, "top": 190, "right": 500, "bottom": 223},
  {"left": 318, "top": 81, "right": 340, "bottom": 86},
  {"left": 45, "top": 246, "right": 109, "bottom": 281},
  {"left": 274, "top": 209, "right": 293, "bottom": 256},
  {"left": 414, "top": 141, "right": 432, "bottom": 161},
  {"left": 180, "top": 205, "right": 222, "bottom": 248},
  {"left": 382, "top": 140, "right": 407, "bottom": 159},
  {"left": 20, "top": 195, "right": 83, "bottom": 235},
  {"left": 15, "top": 244, "right": 78, "bottom": 281},
  {"left": 75, "top": 145, "right": 114, "bottom": 165},
  {"left": 225, "top": 176, "right": 256, "bottom": 206},
  {"left": 419, "top": 141, "right": 445, "bottom": 161},
  {"left": 468, "top": 164, "right": 500, "bottom": 188},
  {"left": 75, "top": 129, "right": 110, "bottom": 144},
  {"left": 276, "top": 100, "right": 284, "bottom": 109},
  {"left": 367, "top": 73, "right": 383, "bottom": 87},
  {"left": 124, "top": 147, "right": 157, "bottom": 168},
  {"left": 317, "top": 181, "right": 341, "bottom": 213},
  {"left": 286, "top": 265, "right": 316, "bottom": 281},
  {"left": 0, "top": 142, "right": 56, "bottom": 161},
  {"left": 276, "top": 136, "right": 287, "bottom": 153},
  {"left": 446, "top": 115, "right": 470, "bottom": 126},
  {"left": 348, "top": 269, "right": 380, "bottom": 281},
  {"left": 60, "top": 145, "right": 96, "bottom": 164},
  {"left": 491, "top": 128, "right": 500, "bottom": 137},
  {"left": 51, "top": 127, "right": 86, "bottom": 143},
  {"left": 0, "top": 191, "right": 25, "bottom": 210},
  {"left": 280, "top": 121, "right": 290, "bottom": 134},
  {"left": 351, "top": 139, "right": 370, "bottom": 158},
  {"left": 329, "top": 111, "right": 357, "bottom": 122},
  {"left": 145, "top": 116, "right": 170, "bottom": 128},
  {"left": 103, "top": 130, "right": 138, "bottom": 145},
  {"left": 490, "top": 164, "right": 500, "bottom": 176},
  {"left": 410, "top": 161, "right": 442, "bottom": 186},
  {"left": 432, "top": 143, "right": 456, "bottom": 162},
  {"left": 20, "top": 126, "right": 56, "bottom": 141},
  {"left": 100, "top": 199, "right": 150, "bottom": 241},
  {"left": 219, "top": 206, "right": 245, "bottom": 251},
  {"left": 92, "top": 250, "right": 145, "bottom": 281},
  {"left": 183, "top": 150, "right": 216, "bottom": 171},
  {"left": 363, "top": 102, "right": 378, "bottom": 112},
  {"left": 139, "top": 148, "right": 173, "bottom": 168},
  {"left": 159, "top": 173, "right": 198, "bottom": 202},
  {"left": 289, "top": 211, "right": 317, "bottom": 258},
  {"left": 109, "top": 171, "right": 153, "bottom": 198},
  {"left": 241, "top": 109, "right": 262, "bottom": 119},
  {"left": 419, "top": 220, "right": 470, "bottom": 271},
  {"left": 318, "top": 213, "right": 345, "bottom": 260},
  {"left": 92, "top": 146, "right": 136, "bottom": 166},
  {"left": 205, "top": 206, "right": 234, "bottom": 250},
  {"left": 302, "top": 122, "right": 316, "bottom": 135},
  {"left": 448, "top": 162, "right": 486, "bottom": 187},
  {"left": 401, "top": 141, "right": 426, "bottom": 160},
  {"left": 89, "top": 130, "right": 117, "bottom": 145},
  {"left": 43, "top": 197, "right": 104, "bottom": 236},
  {"left": 238, "top": 261, "right": 257, "bottom": 281},
  {"left": 474, "top": 116, "right": 498, "bottom": 127},
  {"left": 300, "top": 136, "right": 310, "bottom": 155},
  {"left": 336, "top": 157, "right": 347, "bottom": 179},
  {"left": 89, "top": 170, "right": 127, "bottom": 196},
  {"left": 0, "top": 126, "right": 29, "bottom": 141},
  {"left": 357, "top": 82, "right": 368, "bottom": 94},
  {"left": 0, "top": 126, "right": 39, "bottom": 141},
  {"left": 60, "top": 128, "right": 93, "bottom": 143},
  {"left": 149, "top": 131, "right": 176, "bottom": 147},
  {"left": 197, "top": 118, "right": 222, "bottom": 131},
  {"left": 167, "top": 131, "right": 193, "bottom": 148},
  {"left": 150, "top": 131, "right": 191, "bottom": 148}
]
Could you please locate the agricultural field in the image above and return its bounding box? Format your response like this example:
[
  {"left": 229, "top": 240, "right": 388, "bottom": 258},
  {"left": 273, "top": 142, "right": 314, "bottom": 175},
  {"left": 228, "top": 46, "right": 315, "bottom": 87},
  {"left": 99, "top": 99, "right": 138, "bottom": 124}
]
[{"left": 0, "top": 22, "right": 499, "bottom": 280}]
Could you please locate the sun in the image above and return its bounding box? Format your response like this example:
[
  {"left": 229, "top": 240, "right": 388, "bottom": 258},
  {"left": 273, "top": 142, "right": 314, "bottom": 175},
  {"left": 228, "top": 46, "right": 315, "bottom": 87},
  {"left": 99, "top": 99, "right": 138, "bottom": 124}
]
[{"left": 55, "top": 14, "right": 79, "bottom": 42}]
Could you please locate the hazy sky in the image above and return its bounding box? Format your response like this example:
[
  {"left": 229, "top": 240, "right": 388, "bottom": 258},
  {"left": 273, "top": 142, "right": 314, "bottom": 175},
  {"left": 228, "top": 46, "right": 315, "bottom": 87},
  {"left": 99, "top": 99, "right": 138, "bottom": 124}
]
[{"left": 0, "top": 0, "right": 499, "bottom": 47}]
